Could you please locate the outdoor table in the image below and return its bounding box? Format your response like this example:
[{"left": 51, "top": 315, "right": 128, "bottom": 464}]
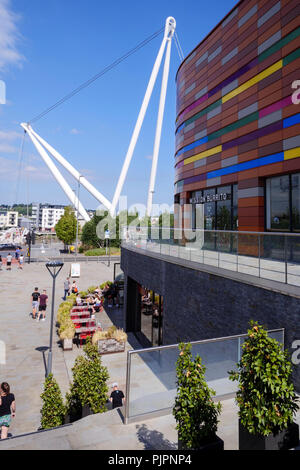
[
  {"left": 71, "top": 306, "right": 89, "bottom": 312},
  {"left": 72, "top": 318, "right": 95, "bottom": 324},
  {"left": 70, "top": 311, "right": 91, "bottom": 317},
  {"left": 74, "top": 326, "right": 97, "bottom": 334}
]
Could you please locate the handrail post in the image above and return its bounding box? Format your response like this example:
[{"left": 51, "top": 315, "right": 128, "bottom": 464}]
[
  {"left": 284, "top": 235, "right": 288, "bottom": 284},
  {"left": 258, "top": 234, "right": 261, "bottom": 278},
  {"left": 236, "top": 232, "right": 239, "bottom": 272},
  {"left": 124, "top": 350, "right": 131, "bottom": 424}
]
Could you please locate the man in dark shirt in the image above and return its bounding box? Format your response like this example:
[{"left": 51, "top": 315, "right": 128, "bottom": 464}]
[
  {"left": 109, "top": 383, "right": 125, "bottom": 409},
  {"left": 31, "top": 287, "right": 40, "bottom": 320},
  {"left": 37, "top": 290, "right": 48, "bottom": 322}
]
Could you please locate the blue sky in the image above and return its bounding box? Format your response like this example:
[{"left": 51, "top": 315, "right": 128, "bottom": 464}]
[{"left": 0, "top": 0, "right": 237, "bottom": 212}]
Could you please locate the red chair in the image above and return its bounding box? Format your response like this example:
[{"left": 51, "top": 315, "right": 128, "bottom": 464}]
[{"left": 79, "top": 329, "right": 91, "bottom": 347}]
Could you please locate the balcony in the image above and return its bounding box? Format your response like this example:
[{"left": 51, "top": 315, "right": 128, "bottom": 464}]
[{"left": 122, "top": 228, "right": 300, "bottom": 288}]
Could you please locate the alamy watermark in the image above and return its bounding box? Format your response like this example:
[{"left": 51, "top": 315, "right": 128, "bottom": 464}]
[
  {"left": 291, "top": 80, "right": 300, "bottom": 105},
  {"left": 0, "top": 80, "right": 6, "bottom": 105},
  {"left": 291, "top": 340, "right": 300, "bottom": 366}
]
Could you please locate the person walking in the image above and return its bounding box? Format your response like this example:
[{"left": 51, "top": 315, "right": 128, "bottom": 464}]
[
  {"left": 37, "top": 289, "right": 48, "bottom": 322},
  {"left": 6, "top": 253, "right": 12, "bottom": 271},
  {"left": 0, "top": 255, "right": 2, "bottom": 270},
  {"left": 0, "top": 382, "right": 15, "bottom": 440},
  {"left": 31, "top": 287, "right": 40, "bottom": 320},
  {"left": 109, "top": 383, "right": 125, "bottom": 410},
  {"left": 71, "top": 280, "right": 78, "bottom": 294},
  {"left": 15, "top": 247, "right": 20, "bottom": 261},
  {"left": 18, "top": 254, "right": 24, "bottom": 270},
  {"left": 63, "top": 277, "right": 70, "bottom": 300}
]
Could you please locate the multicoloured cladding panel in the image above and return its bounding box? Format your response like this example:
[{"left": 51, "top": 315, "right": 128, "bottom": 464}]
[{"left": 175, "top": 0, "right": 300, "bottom": 231}]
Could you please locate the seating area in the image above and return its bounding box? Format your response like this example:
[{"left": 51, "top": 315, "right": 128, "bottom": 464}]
[{"left": 70, "top": 307, "right": 98, "bottom": 347}]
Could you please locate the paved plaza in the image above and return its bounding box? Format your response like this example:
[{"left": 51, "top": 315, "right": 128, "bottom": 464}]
[{"left": 0, "top": 259, "right": 299, "bottom": 450}]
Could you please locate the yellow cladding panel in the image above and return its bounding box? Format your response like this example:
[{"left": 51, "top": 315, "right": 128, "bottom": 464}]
[
  {"left": 184, "top": 145, "right": 222, "bottom": 165},
  {"left": 222, "top": 60, "right": 283, "bottom": 104},
  {"left": 284, "top": 147, "right": 300, "bottom": 160}
]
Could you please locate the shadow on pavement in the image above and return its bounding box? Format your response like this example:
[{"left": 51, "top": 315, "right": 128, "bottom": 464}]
[
  {"left": 35, "top": 346, "right": 49, "bottom": 376},
  {"left": 135, "top": 423, "right": 177, "bottom": 450}
]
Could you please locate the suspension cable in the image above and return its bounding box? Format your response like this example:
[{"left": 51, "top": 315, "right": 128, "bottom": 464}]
[
  {"left": 28, "top": 27, "right": 164, "bottom": 124},
  {"left": 174, "top": 32, "right": 184, "bottom": 62}
]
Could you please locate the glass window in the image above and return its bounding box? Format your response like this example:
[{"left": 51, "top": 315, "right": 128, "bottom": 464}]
[
  {"left": 203, "top": 189, "right": 215, "bottom": 230},
  {"left": 216, "top": 186, "right": 231, "bottom": 230},
  {"left": 266, "top": 175, "right": 290, "bottom": 231},
  {"left": 292, "top": 173, "right": 300, "bottom": 231},
  {"left": 191, "top": 190, "right": 204, "bottom": 230}
]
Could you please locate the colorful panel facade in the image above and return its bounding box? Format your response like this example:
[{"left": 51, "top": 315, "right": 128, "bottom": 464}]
[{"left": 175, "top": 0, "right": 300, "bottom": 232}]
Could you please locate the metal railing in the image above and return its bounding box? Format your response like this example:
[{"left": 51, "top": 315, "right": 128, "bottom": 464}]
[
  {"left": 122, "top": 228, "right": 300, "bottom": 287},
  {"left": 25, "top": 255, "right": 120, "bottom": 264},
  {"left": 124, "top": 329, "right": 284, "bottom": 424}
]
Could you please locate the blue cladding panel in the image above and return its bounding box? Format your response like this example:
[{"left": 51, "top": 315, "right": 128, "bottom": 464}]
[{"left": 207, "top": 152, "right": 284, "bottom": 179}]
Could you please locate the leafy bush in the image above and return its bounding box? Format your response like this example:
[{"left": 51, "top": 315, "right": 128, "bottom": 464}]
[
  {"left": 88, "top": 286, "right": 97, "bottom": 293},
  {"left": 173, "top": 342, "right": 222, "bottom": 449},
  {"left": 229, "top": 321, "right": 299, "bottom": 436},
  {"left": 84, "top": 247, "right": 120, "bottom": 256},
  {"left": 100, "top": 281, "right": 113, "bottom": 289},
  {"left": 59, "top": 319, "right": 75, "bottom": 337},
  {"left": 40, "top": 374, "right": 66, "bottom": 429},
  {"left": 60, "top": 326, "right": 75, "bottom": 340},
  {"left": 66, "top": 340, "right": 109, "bottom": 415},
  {"left": 92, "top": 327, "right": 127, "bottom": 344},
  {"left": 79, "top": 291, "right": 88, "bottom": 298}
]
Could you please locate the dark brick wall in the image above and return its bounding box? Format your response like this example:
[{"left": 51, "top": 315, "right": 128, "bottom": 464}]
[{"left": 121, "top": 247, "right": 300, "bottom": 391}]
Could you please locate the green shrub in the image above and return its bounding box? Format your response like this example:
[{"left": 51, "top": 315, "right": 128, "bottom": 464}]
[
  {"left": 79, "top": 291, "right": 88, "bottom": 298},
  {"left": 229, "top": 321, "right": 299, "bottom": 436},
  {"left": 173, "top": 342, "right": 222, "bottom": 449},
  {"left": 59, "top": 319, "right": 75, "bottom": 336},
  {"left": 40, "top": 374, "right": 66, "bottom": 429},
  {"left": 88, "top": 286, "right": 97, "bottom": 293},
  {"left": 100, "top": 281, "right": 113, "bottom": 289},
  {"left": 67, "top": 340, "right": 109, "bottom": 415}
]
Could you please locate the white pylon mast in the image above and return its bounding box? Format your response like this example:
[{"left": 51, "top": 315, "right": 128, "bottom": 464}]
[
  {"left": 146, "top": 20, "right": 174, "bottom": 216},
  {"left": 110, "top": 17, "right": 176, "bottom": 217},
  {"left": 21, "top": 123, "right": 90, "bottom": 222},
  {"left": 24, "top": 124, "right": 112, "bottom": 211},
  {"left": 21, "top": 17, "right": 176, "bottom": 219}
]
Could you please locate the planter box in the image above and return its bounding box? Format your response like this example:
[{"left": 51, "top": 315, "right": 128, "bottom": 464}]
[
  {"left": 178, "top": 434, "right": 224, "bottom": 451},
  {"left": 97, "top": 339, "right": 125, "bottom": 355},
  {"left": 62, "top": 338, "right": 73, "bottom": 351},
  {"left": 239, "top": 420, "right": 299, "bottom": 450},
  {"left": 82, "top": 404, "right": 93, "bottom": 418}
]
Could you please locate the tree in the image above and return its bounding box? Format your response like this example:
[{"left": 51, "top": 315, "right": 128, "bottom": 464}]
[
  {"left": 66, "top": 340, "right": 109, "bottom": 415},
  {"left": 173, "top": 342, "right": 222, "bottom": 449},
  {"left": 229, "top": 321, "right": 299, "bottom": 436},
  {"left": 40, "top": 374, "right": 66, "bottom": 429},
  {"left": 81, "top": 210, "right": 140, "bottom": 249},
  {"left": 55, "top": 206, "right": 76, "bottom": 246}
]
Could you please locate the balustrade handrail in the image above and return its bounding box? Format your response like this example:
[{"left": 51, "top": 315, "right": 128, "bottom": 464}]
[{"left": 124, "top": 227, "right": 300, "bottom": 238}]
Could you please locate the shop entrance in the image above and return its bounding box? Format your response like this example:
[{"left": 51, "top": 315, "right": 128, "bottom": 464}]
[{"left": 136, "top": 285, "right": 163, "bottom": 348}]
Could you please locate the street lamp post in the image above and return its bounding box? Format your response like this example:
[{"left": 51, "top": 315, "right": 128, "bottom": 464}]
[{"left": 46, "top": 261, "right": 64, "bottom": 377}]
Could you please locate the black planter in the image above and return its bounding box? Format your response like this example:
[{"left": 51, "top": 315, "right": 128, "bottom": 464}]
[
  {"left": 239, "top": 420, "right": 299, "bottom": 450},
  {"left": 82, "top": 404, "right": 93, "bottom": 418},
  {"left": 178, "top": 434, "right": 224, "bottom": 451}
]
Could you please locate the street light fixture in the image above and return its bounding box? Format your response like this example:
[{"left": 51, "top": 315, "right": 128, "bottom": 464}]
[{"left": 45, "top": 261, "right": 64, "bottom": 377}]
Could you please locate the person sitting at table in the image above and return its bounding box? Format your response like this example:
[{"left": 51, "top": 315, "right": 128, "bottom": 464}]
[
  {"left": 94, "top": 295, "right": 102, "bottom": 313},
  {"left": 76, "top": 294, "right": 82, "bottom": 306}
]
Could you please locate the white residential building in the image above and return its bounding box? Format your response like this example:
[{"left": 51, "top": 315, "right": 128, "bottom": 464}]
[
  {"left": 32, "top": 203, "right": 65, "bottom": 231},
  {"left": 0, "top": 211, "right": 19, "bottom": 228}
]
